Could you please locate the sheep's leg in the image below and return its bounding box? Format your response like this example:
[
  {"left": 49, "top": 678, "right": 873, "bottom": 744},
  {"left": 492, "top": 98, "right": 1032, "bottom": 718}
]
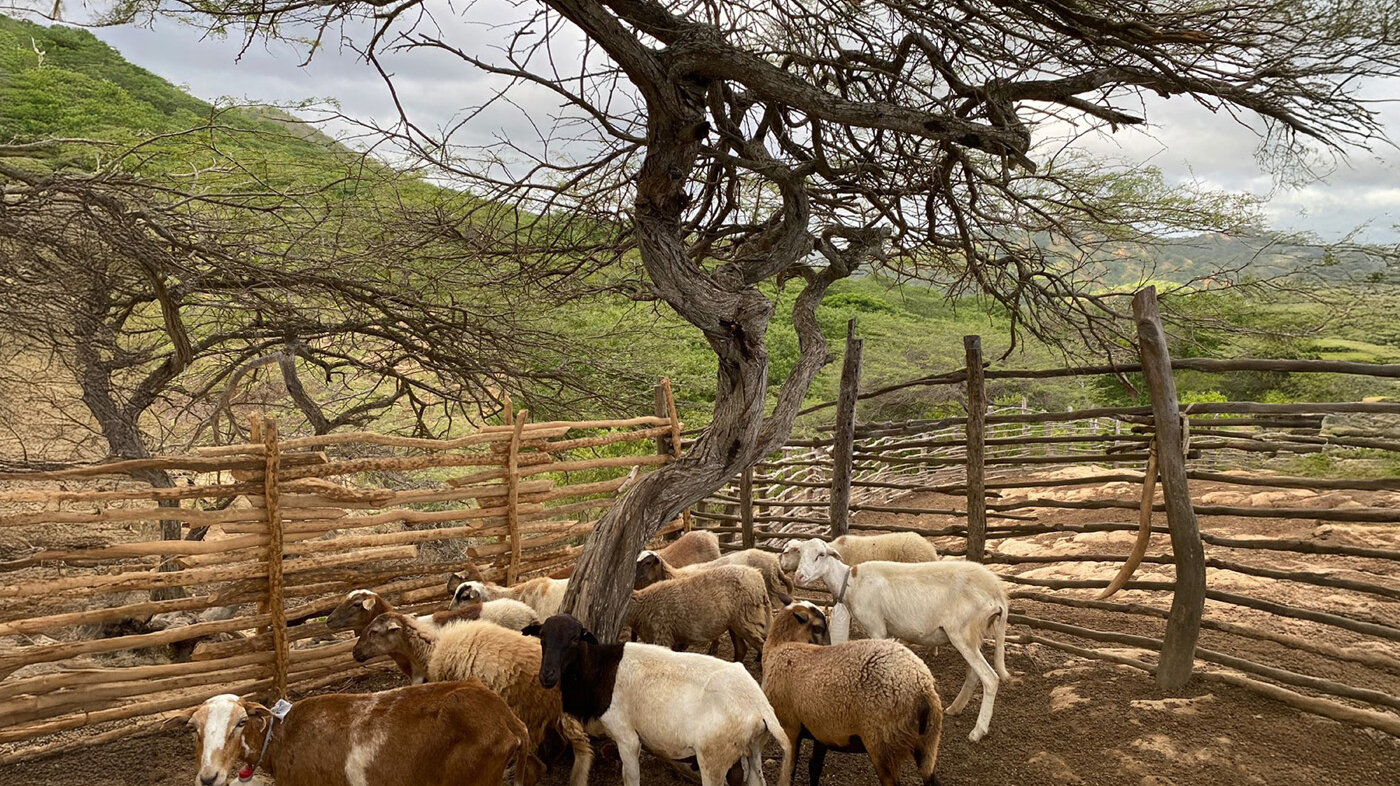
[
  {"left": 912, "top": 713, "right": 943, "bottom": 786},
  {"left": 862, "top": 614, "right": 888, "bottom": 640},
  {"left": 561, "top": 718, "right": 595, "bottom": 786},
  {"left": 946, "top": 668, "right": 979, "bottom": 715},
  {"left": 870, "top": 748, "right": 903, "bottom": 786},
  {"left": 613, "top": 728, "right": 644, "bottom": 786},
  {"left": 695, "top": 750, "right": 731, "bottom": 786},
  {"left": 807, "top": 741, "right": 828, "bottom": 786},
  {"left": 777, "top": 729, "right": 802, "bottom": 786},
  {"left": 745, "top": 738, "right": 766, "bottom": 786},
  {"left": 991, "top": 608, "right": 1010, "bottom": 681},
  {"left": 732, "top": 630, "right": 749, "bottom": 662},
  {"left": 948, "top": 635, "right": 999, "bottom": 742}
]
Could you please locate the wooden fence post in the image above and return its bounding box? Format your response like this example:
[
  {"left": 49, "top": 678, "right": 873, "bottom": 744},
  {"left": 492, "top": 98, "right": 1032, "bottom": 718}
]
[
  {"left": 739, "top": 468, "right": 755, "bottom": 549},
  {"left": 1133, "top": 287, "right": 1206, "bottom": 691},
  {"left": 506, "top": 410, "right": 528, "bottom": 585},
  {"left": 659, "top": 378, "right": 689, "bottom": 532},
  {"left": 830, "top": 318, "right": 863, "bottom": 537},
  {"left": 964, "top": 335, "right": 987, "bottom": 563},
  {"left": 261, "top": 417, "right": 288, "bottom": 699}
]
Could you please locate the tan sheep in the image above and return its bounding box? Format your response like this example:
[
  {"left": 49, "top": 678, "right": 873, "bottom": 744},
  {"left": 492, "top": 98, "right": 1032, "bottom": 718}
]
[
  {"left": 626, "top": 564, "right": 770, "bottom": 661},
  {"left": 448, "top": 564, "right": 569, "bottom": 619},
  {"left": 352, "top": 613, "right": 593, "bottom": 786},
  {"left": 653, "top": 529, "right": 721, "bottom": 567},
  {"left": 762, "top": 603, "right": 944, "bottom": 786},
  {"left": 780, "top": 532, "right": 937, "bottom": 572}
]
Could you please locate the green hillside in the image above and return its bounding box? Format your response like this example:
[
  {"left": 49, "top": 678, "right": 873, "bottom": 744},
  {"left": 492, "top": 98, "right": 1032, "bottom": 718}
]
[{"left": 1, "top": 14, "right": 1396, "bottom": 444}]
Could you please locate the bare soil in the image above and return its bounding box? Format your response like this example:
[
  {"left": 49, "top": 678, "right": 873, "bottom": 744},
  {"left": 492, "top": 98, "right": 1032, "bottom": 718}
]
[{"left": 4, "top": 466, "right": 1399, "bottom": 784}]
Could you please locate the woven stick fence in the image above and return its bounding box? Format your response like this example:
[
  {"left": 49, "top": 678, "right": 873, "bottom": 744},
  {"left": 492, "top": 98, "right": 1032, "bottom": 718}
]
[
  {"left": 700, "top": 294, "right": 1400, "bottom": 737},
  {"left": 0, "top": 382, "right": 684, "bottom": 763}
]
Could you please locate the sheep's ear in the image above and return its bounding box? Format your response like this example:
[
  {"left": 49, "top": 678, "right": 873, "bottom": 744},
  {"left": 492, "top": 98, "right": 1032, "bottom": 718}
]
[
  {"left": 580, "top": 630, "right": 599, "bottom": 645},
  {"left": 384, "top": 618, "right": 403, "bottom": 632},
  {"left": 792, "top": 609, "right": 809, "bottom": 625},
  {"left": 360, "top": 597, "right": 376, "bottom": 611},
  {"left": 825, "top": 545, "right": 844, "bottom": 562},
  {"left": 521, "top": 623, "right": 543, "bottom": 638}
]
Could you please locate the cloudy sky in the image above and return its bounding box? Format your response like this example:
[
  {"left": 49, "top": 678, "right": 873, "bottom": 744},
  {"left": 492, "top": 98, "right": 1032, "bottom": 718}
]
[{"left": 58, "top": 6, "right": 1400, "bottom": 243}]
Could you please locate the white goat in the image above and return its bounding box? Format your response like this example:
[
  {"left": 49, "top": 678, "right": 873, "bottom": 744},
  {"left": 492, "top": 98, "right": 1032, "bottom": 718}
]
[{"left": 791, "top": 538, "right": 1009, "bottom": 742}]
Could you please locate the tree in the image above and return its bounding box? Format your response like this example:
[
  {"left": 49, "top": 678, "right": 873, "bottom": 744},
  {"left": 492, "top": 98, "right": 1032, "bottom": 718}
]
[{"left": 92, "top": 0, "right": 1400, "bottom": 637}]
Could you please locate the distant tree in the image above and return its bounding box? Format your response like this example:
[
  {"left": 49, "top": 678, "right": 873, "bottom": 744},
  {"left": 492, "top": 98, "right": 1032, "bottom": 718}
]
[{"left": 84, "top": 0, "right": 1400, "bottom": 636}]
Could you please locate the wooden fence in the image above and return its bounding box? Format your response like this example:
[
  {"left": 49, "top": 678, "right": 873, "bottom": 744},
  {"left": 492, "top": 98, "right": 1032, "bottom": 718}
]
[
  {"left": 0, "top": 383, "right": 685, "bottom": 763},
  {"left": 699, "top": 291, "right": 1400, "bottom": 736}
]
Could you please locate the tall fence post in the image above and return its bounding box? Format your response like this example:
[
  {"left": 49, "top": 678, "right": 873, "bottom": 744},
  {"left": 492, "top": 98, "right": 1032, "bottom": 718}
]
[
  {"left": 506, "top": 410, "right": 528, "bottom": 585},
  {"left": 1133, "top": 287, "right": 1206, "bottom": 691},
  {"left": 830, "top": 319, "right": 863, "bottom": 537},
  {"left": 659, "top": 378, "right": 689, "bottom": 532},
  {"left": 261, "top": 417, "right": 288, "bottom": 699},
  {"left": 964, "top": 334, "right": 987, "bottom": 563},
  {"left": 739, "top": 468, "right": 755, "bottom": 549}
]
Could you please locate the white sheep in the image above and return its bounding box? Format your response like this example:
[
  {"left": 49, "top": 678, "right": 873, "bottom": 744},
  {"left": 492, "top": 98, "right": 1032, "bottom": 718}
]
[
  {"left": 779, "top": 532, "right": 937, "bottom": 572},
  {"left": 528, "top": 614, "right": 791, "bottom": 786},
  {"left": 790, "top": 538, "right": 1008, "bottom": 742}
]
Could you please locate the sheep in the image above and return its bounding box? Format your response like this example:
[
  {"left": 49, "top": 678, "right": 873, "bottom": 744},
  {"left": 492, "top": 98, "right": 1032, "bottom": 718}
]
[
  {"left": 352, "top": 612, "right": 593, "bottom": 786},
  {"left": 762, "top": 603, "right": 943, "bottom": 786},
  {"left": 790, "top": 538, "right": 1009, "bottom": 742},
  {"left": 171, "top": 682, "right": 538, "bottom": 786},
  {"left": 527, "top": 614, "right": 791, "bottom": 786},
  {"left": 636, "top": 548, "right": 794, "bottom": 609},
  {"left": 447, "top": 564, "right": 571, "bottom": 620},
  {"left": 626, "top": 564, "right": 771, "bottom": 661},
  {"left": 653, "top": 529, "right": 721, "bottom": 567},
  {"left": 779, "top": 532, "right": 936, "bottom": 572},
  {"left": 326, "top": 589, "right": 538, "bottom": 681}
]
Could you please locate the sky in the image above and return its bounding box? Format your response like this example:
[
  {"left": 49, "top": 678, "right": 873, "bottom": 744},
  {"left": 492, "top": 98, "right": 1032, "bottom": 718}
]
[{"left": 41, "top": 4, "right": 1400, "bottom": 243}]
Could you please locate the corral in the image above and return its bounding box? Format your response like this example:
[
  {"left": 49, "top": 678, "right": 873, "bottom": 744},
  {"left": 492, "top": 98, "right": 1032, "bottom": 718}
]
[{"left": 2, "top": 309, "right": 1399, "bottom": 785}]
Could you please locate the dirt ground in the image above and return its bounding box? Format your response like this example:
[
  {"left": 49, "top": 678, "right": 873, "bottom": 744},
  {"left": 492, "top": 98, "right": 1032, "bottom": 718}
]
[
  {"left": 3, "top": 638, "right": 1397, "bottom": 786},
  {"left": 4, "top": 466, "right": 1399, "bottom": 785}
]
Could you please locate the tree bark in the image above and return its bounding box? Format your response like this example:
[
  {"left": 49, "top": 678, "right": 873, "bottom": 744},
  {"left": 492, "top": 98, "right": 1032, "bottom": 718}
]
[
  {"left": 963, "top": 334, "right": 987, "bottom": 563},
  {"left": 829, "top": 319, "right": 862, "bottom": 537}
]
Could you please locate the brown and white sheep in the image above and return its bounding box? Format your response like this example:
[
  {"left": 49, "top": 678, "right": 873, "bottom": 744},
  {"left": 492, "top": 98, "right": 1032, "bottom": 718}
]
[
  {"left": 353, "top": 612, "right": 593, "bottom": 786},
  {"left": 172, "top": 683, "right": 538, "bottom": 786},
  {"left": 636, "top": 548, "right": 793, "bottom": 609},
  {"left": 448, "top": 564, "right": 570, "bottom": 620},
  {"left": 762, "top": 603, "right": 943, "bottom": 786}
]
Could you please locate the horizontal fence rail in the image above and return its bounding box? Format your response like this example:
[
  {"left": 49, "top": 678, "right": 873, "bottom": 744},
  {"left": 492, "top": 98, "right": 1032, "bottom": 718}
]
[
  {"left": 701, "top": 337, "right": 1400, "bottom": 737},
  {"left": 0, "top": 383, "right": 688, "bottom": 763}
]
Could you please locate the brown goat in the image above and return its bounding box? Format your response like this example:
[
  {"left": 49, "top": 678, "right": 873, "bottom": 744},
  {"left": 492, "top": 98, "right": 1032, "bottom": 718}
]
[{"left": 172, "top": 682, "right": 540, "bottom": 786}]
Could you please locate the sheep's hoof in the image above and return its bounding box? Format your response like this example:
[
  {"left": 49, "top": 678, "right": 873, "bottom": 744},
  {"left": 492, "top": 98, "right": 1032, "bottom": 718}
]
[{"left": 967, "top": 728, "right": 986, "bottom": 743}]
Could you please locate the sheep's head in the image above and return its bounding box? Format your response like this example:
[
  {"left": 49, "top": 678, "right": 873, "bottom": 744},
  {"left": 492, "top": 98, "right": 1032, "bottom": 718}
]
[
  {"left": 169, "top": 693, "right": 272, "bottom": 786},
  {"left": 792, "top": 539, "right": 844, "bottom": 588},
  {"left": 524, "top": 614, "right": 597, "bottom": 689},
  {"left": 452, "top": 581, "right": 491, "bottom": 607},
  {"left": 633, "top": 551, "right": 668, "bottom": 590},
  {"left": 444, "top": 563, "right": 485, "bottom": 595},
  {"left": 768, "top": 601, "right": 831, "bottom": 646},
  {"left": 779, "top": 542, "right": 801, "bottom": 573},
  {"left": 353, "top": 612, "right": 410, "bottom": 662},
  {"left": 325, "top": 589, "right": 384, "bottom": 634}
]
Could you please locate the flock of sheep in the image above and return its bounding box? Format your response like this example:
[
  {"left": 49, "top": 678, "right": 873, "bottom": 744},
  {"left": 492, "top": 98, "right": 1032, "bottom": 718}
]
[{"left": 173, "top": 530, "right": 1010, "bottom": 786}]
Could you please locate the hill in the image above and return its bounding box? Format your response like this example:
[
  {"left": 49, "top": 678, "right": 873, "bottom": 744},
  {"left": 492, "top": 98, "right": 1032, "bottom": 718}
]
[{"left": 0, "top": 14, "right": 1395, "bottom": 450}]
